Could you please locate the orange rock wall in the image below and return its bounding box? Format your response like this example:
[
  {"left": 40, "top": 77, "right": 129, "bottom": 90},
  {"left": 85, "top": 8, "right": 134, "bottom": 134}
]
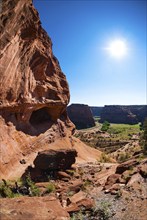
[{"left": 0, "top": 0, "right": 74, "bottom": 179}]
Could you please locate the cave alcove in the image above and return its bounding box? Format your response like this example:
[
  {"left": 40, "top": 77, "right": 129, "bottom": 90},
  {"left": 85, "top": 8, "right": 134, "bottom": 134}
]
[{"left": 29, "top": 107, "right": 52, "bottom": 126}]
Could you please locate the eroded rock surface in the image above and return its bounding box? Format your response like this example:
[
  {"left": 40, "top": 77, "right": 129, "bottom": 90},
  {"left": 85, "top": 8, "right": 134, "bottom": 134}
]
[
  {"left": 0, "top": 0, "right": 102, "bottom": 180},
  {"left": 0, "top": 0, "right": 70, "bottom": 133},
  {"left": 0, "top": 0, "right": 74, "bottom": 179}
]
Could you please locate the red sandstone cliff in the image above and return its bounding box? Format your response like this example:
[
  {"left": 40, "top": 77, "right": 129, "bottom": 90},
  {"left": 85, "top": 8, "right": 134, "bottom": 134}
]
[{"left": 0, "top": 0, "right": 102, "bottom": 180}]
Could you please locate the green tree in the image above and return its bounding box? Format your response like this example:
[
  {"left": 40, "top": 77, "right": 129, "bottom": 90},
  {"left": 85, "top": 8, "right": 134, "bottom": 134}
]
[{"left": 101, "top": 121, "right": 110, "bottom": 132}]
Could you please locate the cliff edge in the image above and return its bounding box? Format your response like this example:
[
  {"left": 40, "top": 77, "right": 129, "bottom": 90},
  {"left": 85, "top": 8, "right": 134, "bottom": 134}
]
[{"left": 0, "top": 0, "right": 101, "bottom": 179}]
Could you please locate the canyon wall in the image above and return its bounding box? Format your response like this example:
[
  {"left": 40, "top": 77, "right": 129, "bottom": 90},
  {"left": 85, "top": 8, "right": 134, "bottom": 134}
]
[
  {"left": 99, "top": 105, "right": 147, "bottom": 124},
  {"left": 67, "top": 104, "right": 95, "bottom": 129}
]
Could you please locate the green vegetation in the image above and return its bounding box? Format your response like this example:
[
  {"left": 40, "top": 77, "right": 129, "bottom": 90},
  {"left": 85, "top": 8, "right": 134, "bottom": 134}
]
[
  {"left": 107, "top": 123, "right": 140, "bottom": 140},
  {"left": 66, "top": 169, "right": 75, "bottom": 176},
  {"left": 70, "top": 200, "right": 112, "bottom": 220},
  {"left": 75, "top": 121, "right": 142, "bottom": 162},
  {"left": 0, "top": 180, "right": 14, "bottom": 198},
  {"left": 46, "top": 182, "right": 56, "bottom": 193},
  {"left": 99, "top": 152, "right": 112, "bottom": 163},
  {"left": 115, "top": 190, "right": 122, "bottom": 199},
  {"left": 23, "top": 174, "right": 40, "bottom": 196},
  {"left": 70, "top": 210, "right": 84, "bottom": 220},
  {"left": 94, "top": 201, "right": 112, "bottom": 220},
  {"left": 0, "top": 180, "right": 21, "bottom": 198},
  {"left": 118, "top": 151, "right": 130, "bottom": 162},
  {"left": 82, "top": 179, "right": 92, "bottom": 191},
  {"left": 101, "top": 121, "right": 110, "bottom": 132}
]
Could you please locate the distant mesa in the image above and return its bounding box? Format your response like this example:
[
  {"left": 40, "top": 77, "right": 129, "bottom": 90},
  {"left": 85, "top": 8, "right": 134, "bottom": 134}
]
[
  {"left": 99, "top": 105, "right": 147, "bottom": 124},
  {"left": 67, "top": 104, "right": 147, "bottom": 129},
  {"left": 67, "top": 104, "right": 95, "bottom": 129}
]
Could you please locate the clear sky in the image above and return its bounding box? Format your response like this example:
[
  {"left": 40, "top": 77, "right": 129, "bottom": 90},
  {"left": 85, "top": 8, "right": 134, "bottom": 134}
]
[{"left": 34, "top": 0, "right": 147, "bottom": 106}]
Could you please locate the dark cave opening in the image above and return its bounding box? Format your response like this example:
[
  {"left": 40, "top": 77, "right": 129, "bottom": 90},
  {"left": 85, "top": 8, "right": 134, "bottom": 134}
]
[{"left": 29, "top": 107, "right": 52, "bottom": 125}]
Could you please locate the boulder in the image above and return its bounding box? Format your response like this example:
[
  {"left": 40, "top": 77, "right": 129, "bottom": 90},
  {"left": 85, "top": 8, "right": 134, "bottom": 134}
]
[
  {"left": 34, "top": 149, "right": 77, "bottom": 170},
  {"left": 137, "top": 159, "right": 147, "bottom": 178},
  {"left": 104, "top": 173, "right": 121, "bottom": 190},
  {"left": 57, "top": 171, "right": 71, "bottom": 180},
  {"left": 66, "top": 191, "right": 94, "bottom": 212},
  {"left": 68, "top": 180, "right": 83, "bottom": 193},
  {"left": 127, "top": 173, "right": 144, "bottom": 186},
  {"left": 116, "top": 159, "right": 139, "bottom": 174},
  {"left": 69, "top": 191, "right": 87, "bottom": 204}
]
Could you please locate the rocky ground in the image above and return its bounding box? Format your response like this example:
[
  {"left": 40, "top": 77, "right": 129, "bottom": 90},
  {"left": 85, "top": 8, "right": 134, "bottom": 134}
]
[{"left": 0, "top": 157, "right": 146, "bottom": 220}]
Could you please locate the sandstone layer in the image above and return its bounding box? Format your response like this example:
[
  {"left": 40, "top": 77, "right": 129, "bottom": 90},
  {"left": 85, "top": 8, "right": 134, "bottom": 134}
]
[
  {"left": 67, "top": 104, "right": 95, "bottom": 129},
  {"left": 99, "top": 105, "right": 147, "bottom": 124},
  {"left": 0, "top": 0, "right": 102, "bottom": 180}
]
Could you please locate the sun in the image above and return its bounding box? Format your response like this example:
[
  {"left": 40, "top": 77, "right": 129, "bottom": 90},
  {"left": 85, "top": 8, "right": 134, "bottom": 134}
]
[{"left": 106, "top": 39, "right": 128, "bottom": 58}]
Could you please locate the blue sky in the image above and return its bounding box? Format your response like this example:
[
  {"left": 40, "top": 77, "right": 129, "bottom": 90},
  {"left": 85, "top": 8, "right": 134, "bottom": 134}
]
[{"left": 34, "top": 0, "right": 147, "bottom": 106}]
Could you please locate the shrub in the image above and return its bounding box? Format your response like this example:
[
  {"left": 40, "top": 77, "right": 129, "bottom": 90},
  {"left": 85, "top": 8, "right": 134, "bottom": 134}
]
[
  {"left": 101, "top": 121, "right": 110, "bottom": 132},
  {"left": 0, "top": 180, "right": 21, "bottom": 198},
  {"left": 66, "top": 169, "right": 75, "bottom": 176},
  {"left": 99, "top": 152, "right": 111, "bottom": 163},
  {"left": 115, "top": 189, "right": 122, "bottom": 199},
  {"left": 82, "top": 179, "right": 92, "bottom": 191},
  {"left": 46, "top": 182, "right": 56, "bottom": 193},
  {"left": 70, "top": 210, "right": 85, "bottom": 220},
  {"left": 23, "top": 174, "right": 40, "bottom": 196},
  {"left": 94, "top": 201, "right": 112, "bottom": 220},
  {"left": 0, "top": 181, "right": 14, "bottom": 198},
  {"left": 118, "top": 152, "right": 130, "bottom": 162}
]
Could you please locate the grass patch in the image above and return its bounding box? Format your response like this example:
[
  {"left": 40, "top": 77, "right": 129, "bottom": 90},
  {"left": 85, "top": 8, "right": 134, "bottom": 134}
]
[
  {"left": 98, "top": 153, "right": 112, "bottom": 163},
  {"left": 107, "top": 123, "right": 140, "bottom": 140},
  {"left": 46, "top": 182, "right": 56, "bottom": 193}
]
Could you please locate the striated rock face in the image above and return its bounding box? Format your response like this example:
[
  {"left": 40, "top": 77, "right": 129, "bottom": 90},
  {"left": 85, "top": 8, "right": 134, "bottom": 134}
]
[
  {"left": 0, "top": 0, "right": 102, "bottom": 180},
  {"left": 0, "top": 0, "right": 74, "bottom": 179},
  {"left": 0, "top": 0, "right": 70, "bottom": 131},
  {"left": 67, "top": 104, "right": 95, "bottom": 129},
  {"left": 99, "top": 105, "right": 147, "bottom": 124}
]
